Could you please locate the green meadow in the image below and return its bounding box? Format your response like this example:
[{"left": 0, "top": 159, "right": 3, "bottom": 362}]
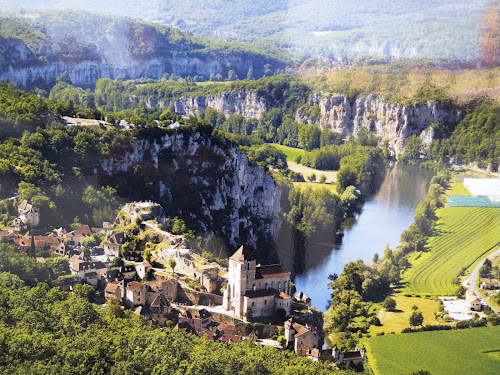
[
  {"left": 366, "top": 326, "right": 500, "bottom": 375},
  {"left": 402, "top": 207, "right": 500, "bottom": 295}
]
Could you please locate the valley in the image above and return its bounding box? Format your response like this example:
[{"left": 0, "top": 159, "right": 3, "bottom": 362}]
[{"left": 0, "top": 2, "right": 499, "bottom": 374}]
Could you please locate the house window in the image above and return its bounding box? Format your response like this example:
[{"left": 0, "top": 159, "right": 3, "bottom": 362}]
[
  {"left": 278, "top": 282, "right": 281, "bottom": 291},
  {"left": 264, "top": 299, "right": 267, "bottom": 305},
  {"left": 265, "top": 283, "right": 268, "bottom": 289},
  {"left": 252, "top": 302, "right": 255, "bottom": 307},
  {"left": 247, "top": 263, "right": 250, "bottom": 270},
  {"left": 253, "top": 284, "right": 256, "bottom": 291}
]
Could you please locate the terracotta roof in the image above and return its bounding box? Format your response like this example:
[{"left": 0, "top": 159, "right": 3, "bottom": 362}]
[
  {"left": 229, "top": 245, "right": 255, "bottom": 261},
  {"left": 151, "top": 294, "right": 170, "bottom": 309},
  {"left": 279, "top": 292, "right": 292, "bottom": 300},
  {"left": 164, "top": 278, "right": 178, "bottom": 285},
  {"left": 127, "top": 281, "right": 145, "bottom": 292},
  {"left": 73, "top": 225, "right": 92, "bottom": 237},
  {"left": 146, "top": 280, "right": 163, "bottom": 293},
  {"left": 295, "top": 326, "right": 313, "bottom": 338},
  {"left": 220, "top": 334, "right": 242, "bottom": 343},
  {"left": 245, "top": 288, "right": 278, "bottom": 298},
  {"left": 105, "top": 281, "right": 121, "bottom": 293},
  {"left": 105, "top": 232, "right": 125, "bottom": 246},
  {"left": 256, "top": 264, "right": 290, "bottom": 279},
  {"left": 343, "top": 351, "right": 363, "bottom": 360}
]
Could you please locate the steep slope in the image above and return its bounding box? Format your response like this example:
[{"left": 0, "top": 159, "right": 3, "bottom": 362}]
[
  {"left": 99, "top": 127, "right": 282, "bottom": 259},
  {"left": 0, "top": 11, "right": 288, "bottom": 89}
]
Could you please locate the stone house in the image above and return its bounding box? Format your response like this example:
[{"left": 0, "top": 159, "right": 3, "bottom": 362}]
[
  {"left": 0, "top": 230, "right": 19, "bottom": 243},
  {"left": 145, "top": 279, "right": 178, "bottom": 304},
  {"left": 223, "top": 246, "right": 292, "bottom": 319},
  {"left": 105, "top": 280, "right": 124, "bottom": 300},
  {"left": 125, "top": 281, "right": 147, "bottom": 307},
  {"left": 103, "top": 232, "right": 126, "bottom": 256},
  {"left": 136, "top": 261, "right": 152, "bottom": 279},
  {"left": 8, "top": 218, "right": 26, "bottom": 231},
  {"left": 66, "top": 224, "right": 102, "bottom": 246},
  {"left": 332, "top": 346, "right": 365, "bottom": 367},
  {"left": 466, "top": 289, "right": 482, "bottom": 311},
  {"left": 120, "top": 265, "right": 137, "bottom": 280},
  {"left": 149, "top": 295, "right": 172, "bottom": 326},
  {"left": 284, "top": 318, "right": 320, "bottom": 357},
  {"left": 178, "top": 308, "right": 213, "bottom": 334},
  {"left": 18, "top": 200, "right": 39, "bottom": 227},
  {"left": 104, "top": 269, "right": 125, "bottom": 284},
  {"left": 480, "top": 279, "right": 499, "bottom": 290}
]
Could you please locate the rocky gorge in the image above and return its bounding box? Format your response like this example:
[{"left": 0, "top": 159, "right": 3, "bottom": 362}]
[{"left": 98, "top": 128, "right": 282, "bottom": 259}]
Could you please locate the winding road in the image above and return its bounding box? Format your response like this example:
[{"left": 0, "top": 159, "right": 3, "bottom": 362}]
[{"left": 465, "top": 247, "right": 500, "bottom": 314}]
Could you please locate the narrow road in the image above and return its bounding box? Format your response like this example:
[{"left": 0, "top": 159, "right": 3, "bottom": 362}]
[{"left": 465, "top": 247, "right": 500, "bottom": 314}]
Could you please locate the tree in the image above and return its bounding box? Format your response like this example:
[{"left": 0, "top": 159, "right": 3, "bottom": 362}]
[
  {"left": 169, "top": 258, "right": 176, "bottom": 271},
  {"left": 409, "top": 310, "right": 424, "bottom": 327},
  {"left": 455, "top": 285, "right": 466, "bottom": 298},
  {"left": 373, "top": 253, "right": 379, "bottom": 264},
  {"left": 411, "top": 371, "right": 432, "bottom": 375},
  {"left": 307, "top": 173, "right": 316, "bottom": 182},
  {"left": 277, "top": 336, "right": 286, "bottom": 347},
  {"left": 480, "top": 258, "right": 492, "bottom": 278},
  {"left": 319, "top": 174, "right": 327, "bottom": 183},
  {"left": 382, "top": 296, "right": 397, "bottom": 311}
]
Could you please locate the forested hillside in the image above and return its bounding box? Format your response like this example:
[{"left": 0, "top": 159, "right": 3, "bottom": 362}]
[
  {"left": 0, "top": 243, "right": 354, "bottom": 375},
  {"left": 1, "top": 0, "right": 490, "bottom": 62},
  {"left": 0, "top": 10, "right": 288, "bottom": 89}
]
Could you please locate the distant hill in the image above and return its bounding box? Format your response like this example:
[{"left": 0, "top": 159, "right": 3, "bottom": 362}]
[
  {"left": 0, "top": 10, "right": 289, "bottom": 89},
  {"left": 0, "top": 0, "right": 491, "bottom": 63}
]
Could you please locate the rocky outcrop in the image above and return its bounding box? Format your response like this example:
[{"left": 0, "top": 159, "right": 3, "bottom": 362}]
[
  {"left": 99, "top": 130, "right": 281, "bottom": 256},
  {"left": 146, "top": 90, "right": 268, "bottom": 118},
  {"left": 1, "top": 54, "right": 255, "bottom": 89},
  {"left": 296, "top": 93, "right": 461, "bottom": 155}
]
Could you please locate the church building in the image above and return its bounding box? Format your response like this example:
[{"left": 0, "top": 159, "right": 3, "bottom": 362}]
[{"left": 223, "top": 246, "right": 292, "bottom": 319}]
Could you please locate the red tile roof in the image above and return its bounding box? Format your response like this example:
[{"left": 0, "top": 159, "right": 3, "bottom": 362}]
[{"left": 127, "top": 281, "right": 145, "bottom": 292}]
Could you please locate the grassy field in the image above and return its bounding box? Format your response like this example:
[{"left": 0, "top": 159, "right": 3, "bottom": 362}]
[
  {"left": 448, "top": 182, "right": 472, "bottom": 196},
  {"left": 292, "top": 181, "right": 337, "bottom": 192},
  {"left": 368, "top": 295, "right": 442, "bottom": 335},
  {"left": 366, "top": 326, "right": 500, "bottom": 375},
  {"left": 271, "top": 144, "right": 306, "bottom": 161},
  {"left": 402, "top": 207, "right": 500, "bottom": 295}
]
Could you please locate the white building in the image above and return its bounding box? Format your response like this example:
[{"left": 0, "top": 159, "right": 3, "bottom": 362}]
[
  {"left": 223, "top": 246, "right": 292, "bottom": 319},
  {"left": 18, "top": 200, "right": 39, "bottom": 227}
]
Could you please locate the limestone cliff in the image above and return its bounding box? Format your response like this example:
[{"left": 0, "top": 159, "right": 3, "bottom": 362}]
[
  {"left": 98, "top": 129, "right": 281, "bottom": 258},
  {"left": 296, "top": 93, "right": 461, "bottom": 155},
  {"left": 145, "top": 90, "right": 268, "bottom": 119}
]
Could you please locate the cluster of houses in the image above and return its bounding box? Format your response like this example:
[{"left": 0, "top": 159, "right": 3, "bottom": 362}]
[{"left": 0, "top": 200, "right": 364, "bottom": 367}]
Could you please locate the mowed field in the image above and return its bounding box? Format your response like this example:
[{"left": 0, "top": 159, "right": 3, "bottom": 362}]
[
  {"left": 366, "top": 326, "right": 500, "bottom": 375},
  {"left": 368, "top": 295, "right": 442, "bottom": 335},
  {"left": 271, "top": 144, "right": 338, "bottom": 188},
  {"left": 402, "top": 207, "right": 500, "bottom": 295}
]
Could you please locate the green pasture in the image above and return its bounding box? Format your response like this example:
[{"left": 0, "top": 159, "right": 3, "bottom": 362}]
[
  {"left": 368, "top": 295, "right": 443, "bottom": 335},
  {"left": 402, "top": 207, "right": 500, "bottom": 295},
  {"left": 366, "top": 326, "right": 500, "bottom": 375},
  {"left": 271, "top": 144, "right": 305, "bottom": 161},
  {"left": 448, "top": 182, "right": 472, "bottom": 196}
]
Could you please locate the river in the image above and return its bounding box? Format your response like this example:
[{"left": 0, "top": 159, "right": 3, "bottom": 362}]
[{"left": 291, "top": 164, "right": 434, "bottom": 311}]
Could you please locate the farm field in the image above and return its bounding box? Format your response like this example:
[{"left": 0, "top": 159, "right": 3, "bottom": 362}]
[
  {"left": 402, "top": 207, "right": 500, "bottom": 296},
  {"left": 366, "top": 326, "right": 500, "bottom": 375},
  {"left": 293, "top": 181, "right": 337, "bottom": 192},
  {"left": 368, "top": 295, "right": 443, "bottom": 335},
  {"left": 447, "top": 182, "right": 472, "bottom": 196}
]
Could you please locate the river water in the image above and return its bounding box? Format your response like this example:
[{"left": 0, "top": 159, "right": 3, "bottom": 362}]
[{"left": 292, "top": 164, "right": 434, "bottom": 311}]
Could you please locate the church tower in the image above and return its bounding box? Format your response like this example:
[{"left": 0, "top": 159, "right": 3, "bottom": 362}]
[{"left": 223, "top": 246, "right": 256, "bottom": 317}]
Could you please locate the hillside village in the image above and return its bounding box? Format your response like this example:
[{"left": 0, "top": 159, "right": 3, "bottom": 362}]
[{"left": 0, "top": 198, "right": 371, "bottom": 368}]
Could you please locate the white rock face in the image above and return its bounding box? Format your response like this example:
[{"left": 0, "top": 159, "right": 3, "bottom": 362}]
[
  {"left": 296, "top": 93, "right": 461, "bottom": 155},
  {"left": 100, "top": 131, "right": 281, "bottom": 249},
  {"left": 145, "top": 90, "right": 268, "bottom": 119}
]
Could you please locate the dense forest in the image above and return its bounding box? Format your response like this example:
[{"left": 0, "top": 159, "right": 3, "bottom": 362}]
[{"left": 0, "top": 242, "right": 355, "bottom": 375}]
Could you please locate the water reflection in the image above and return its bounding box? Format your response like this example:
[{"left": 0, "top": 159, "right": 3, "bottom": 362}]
[{"left": 282, "top": 164, "right": 433, "bottom": 311}]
